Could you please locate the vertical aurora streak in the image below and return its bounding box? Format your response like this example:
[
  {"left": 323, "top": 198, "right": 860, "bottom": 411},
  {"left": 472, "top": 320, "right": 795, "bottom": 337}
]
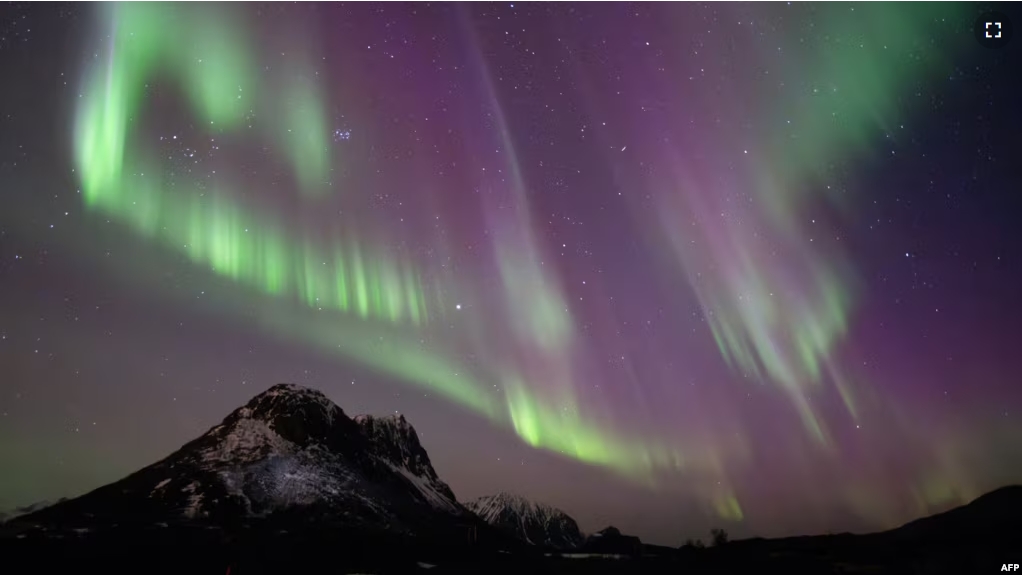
[
  {"left": 74, "top": 3, "right": 422, "bottom": 326},
  {"left": 642, "top": 3, "right": 969, "bottom": 445},
  {"left": 73, "top": 2, "right": 693, "bottom": 481}
]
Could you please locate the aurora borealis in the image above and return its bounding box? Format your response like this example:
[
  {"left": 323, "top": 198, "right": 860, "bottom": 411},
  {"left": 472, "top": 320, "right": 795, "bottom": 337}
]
[{"left": 2, "top": 2, "right": 1021, "bottom": 544}]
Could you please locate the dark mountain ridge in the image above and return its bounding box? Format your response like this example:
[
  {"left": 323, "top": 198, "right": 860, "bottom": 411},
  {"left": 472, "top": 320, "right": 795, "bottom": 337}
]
[
  {"left": 465, "top": 491, "right": 585, "bottom": 549},
  {"left": 692, "top": 485, "right": 1022, "bottom": 574}
]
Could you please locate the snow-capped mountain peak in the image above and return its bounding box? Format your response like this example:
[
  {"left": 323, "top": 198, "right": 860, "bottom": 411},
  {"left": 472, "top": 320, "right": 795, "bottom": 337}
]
[
  {"left": 469, "top": 492, "right": 540, "bottom": 521},
  {"left": 238, "top": 383, "right": 345, "bottom": 438},
  {"left": 465, "top": 492, "right": 584, "bottom": 549},
  {"left": 11, "top": 383, "right": 467, "bottom": 532},
  {"left": 181, "top": 383, "right": 363, "bottom": 469}
]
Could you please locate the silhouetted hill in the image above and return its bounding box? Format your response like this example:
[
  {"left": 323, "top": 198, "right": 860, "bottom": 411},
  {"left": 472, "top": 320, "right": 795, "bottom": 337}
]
[
  {"left": 582, "top": 526, "right": 643, "bottom": 556},
  {"left": 888, "top": 485, "right": 1022, "bottom": 543},
  {"left": 712, "top": 486, "right": 1022, "bottom": 574}
]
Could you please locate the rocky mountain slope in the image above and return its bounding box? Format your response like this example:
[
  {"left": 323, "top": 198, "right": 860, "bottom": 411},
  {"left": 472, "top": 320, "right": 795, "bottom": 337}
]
[
  {"left": 465, "top": 491, "right": 584, "bottom": 549},
  {"left": 9, "top": 384, "right": 475, "bottom": 536}
]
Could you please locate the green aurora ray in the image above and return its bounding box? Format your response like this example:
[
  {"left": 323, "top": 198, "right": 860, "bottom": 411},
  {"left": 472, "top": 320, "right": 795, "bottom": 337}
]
[
  {"left": 73, "top": 2, "right": 702, "bottom": 483},
  {"left": 70, "top": 3, "right": 972, "bottom": 511},
  {"left": 655, "top": 3, "right": 967, "bottom": 444}
]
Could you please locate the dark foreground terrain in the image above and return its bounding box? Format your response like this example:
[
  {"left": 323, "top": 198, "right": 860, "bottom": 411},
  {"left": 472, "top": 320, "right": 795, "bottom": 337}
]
[
  {"left": 3, "top": 487, "right": 1021, "bottom": 575},
  {"left": 2, "top": 385, "right": 1019, "bottom": 574}
]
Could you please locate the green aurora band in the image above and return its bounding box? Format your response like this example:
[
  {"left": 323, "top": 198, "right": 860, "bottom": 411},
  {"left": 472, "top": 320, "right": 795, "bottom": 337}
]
[
  {"left": 70, "top": 3, "right": 970, "bottom": 514},
  {"left": 74, "top": 4, "right": 425, "bottom": 324},
  {"left": 73, "top": 3, "right": 697, "bottom": 483}
]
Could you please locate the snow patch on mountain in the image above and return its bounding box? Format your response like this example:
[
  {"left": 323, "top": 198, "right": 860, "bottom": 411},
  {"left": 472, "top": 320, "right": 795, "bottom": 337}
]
[
  {"left": 385, "top": 462, "right": 459, "bottom": 512},
  {"left": 201, "top": 416, "right": 296, "bottom": 465},
  {"left": 356, "top": 413, "right": 460, "bottom": 510},
  {"left": 251, "top": 384, "right": 340, "bottom": 425},
  {"left": 466, "top": 492, "right": 584, "bottom": 549},
  {"left": 181, "top": 481, "right": 204, "bottom": 519}
]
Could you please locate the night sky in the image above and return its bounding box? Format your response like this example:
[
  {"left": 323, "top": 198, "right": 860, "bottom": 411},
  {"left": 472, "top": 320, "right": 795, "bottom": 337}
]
[{"left": 2, "top": 2, "right": 1021, "bottom": 546}]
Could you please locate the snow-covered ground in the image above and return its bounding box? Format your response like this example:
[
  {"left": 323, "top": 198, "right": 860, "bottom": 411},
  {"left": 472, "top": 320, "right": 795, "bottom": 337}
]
[{"left": 546, "top": 553, "right": 629, "bottom": 560}]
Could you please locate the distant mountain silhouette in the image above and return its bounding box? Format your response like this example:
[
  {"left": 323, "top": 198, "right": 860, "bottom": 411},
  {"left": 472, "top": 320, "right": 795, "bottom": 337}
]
[
  {"left": 465, "top": 491, "right": 584, "bottom": 549},
  {"left": 582, "top": 525, "right": 643, "bottom": 556},
  {"left": 711, "top": 485, "right": 1022, "bottom": 574},
  {"left": 887, "top": 485, "right": 1022, "bottom": 543},
  {"left": 0, "top": 498, "right": 66, "bottom": 523}
]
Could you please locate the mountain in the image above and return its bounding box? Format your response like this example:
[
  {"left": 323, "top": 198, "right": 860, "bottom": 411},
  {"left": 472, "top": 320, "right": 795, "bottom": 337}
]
[
  {"left": 0, "top": 499, "right": 65, "bottom": 523},
  {"left": 354, "top": 413, "right": 459, "bottom": 511},
  {"left": 708, "top": 486, "right": 1022, "bottom": 574},
  {"left": 885, "top": 484, "right": 1022, "bottom": 544},
  {"left": 465, "top": 491, "right": 584, "bottom": 549},
  {"left": 583, "top": 525, "right": 643, "bottom": 556},
  {"left": 9, "top": 384, "right": 474, "bottom": 536}
]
